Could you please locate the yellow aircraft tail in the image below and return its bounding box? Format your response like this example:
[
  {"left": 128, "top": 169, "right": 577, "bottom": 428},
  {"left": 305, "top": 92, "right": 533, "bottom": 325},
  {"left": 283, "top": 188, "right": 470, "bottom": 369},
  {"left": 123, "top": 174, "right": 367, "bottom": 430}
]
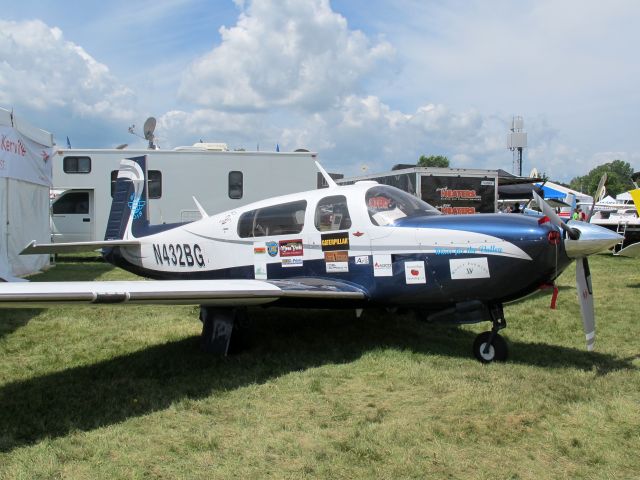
[{"left": 630, "top": 188, "right": 640, "bottom": 216}]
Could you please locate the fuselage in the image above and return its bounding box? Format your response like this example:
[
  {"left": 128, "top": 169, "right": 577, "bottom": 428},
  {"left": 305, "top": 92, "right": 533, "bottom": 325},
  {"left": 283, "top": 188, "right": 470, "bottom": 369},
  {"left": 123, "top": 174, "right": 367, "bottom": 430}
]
[{"left": 104, "top": 182, "right": 571, "bottom": 309}]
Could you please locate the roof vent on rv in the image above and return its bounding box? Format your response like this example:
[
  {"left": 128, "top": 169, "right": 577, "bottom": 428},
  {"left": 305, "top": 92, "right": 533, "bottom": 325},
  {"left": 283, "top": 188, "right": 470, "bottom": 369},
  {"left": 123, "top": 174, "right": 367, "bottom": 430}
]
[
  {"left": 172, "top": 143, "right": 229, "bottom": 152},
  {"left": 192, "top": 142, "right": 229, "bottom": 151}
]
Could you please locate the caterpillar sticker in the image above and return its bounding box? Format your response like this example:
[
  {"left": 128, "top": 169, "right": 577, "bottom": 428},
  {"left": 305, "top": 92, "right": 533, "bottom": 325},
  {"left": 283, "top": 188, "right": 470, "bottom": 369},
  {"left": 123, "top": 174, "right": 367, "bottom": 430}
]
[{"left": 321, "top": 232, "right": 350, "bottom": 251}]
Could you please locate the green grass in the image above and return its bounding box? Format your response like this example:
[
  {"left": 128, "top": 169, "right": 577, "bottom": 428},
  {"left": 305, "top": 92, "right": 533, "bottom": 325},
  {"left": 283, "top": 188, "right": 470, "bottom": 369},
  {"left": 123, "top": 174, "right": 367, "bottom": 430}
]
[{"left": 0, "top": 254, "right": 638, "bottom": 479}]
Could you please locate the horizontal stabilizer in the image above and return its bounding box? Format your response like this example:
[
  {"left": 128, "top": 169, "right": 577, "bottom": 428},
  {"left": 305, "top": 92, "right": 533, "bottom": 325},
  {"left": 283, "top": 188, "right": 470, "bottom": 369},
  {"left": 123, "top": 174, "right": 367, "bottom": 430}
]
[
  {"left": 21, "top": 239, "right": 142, "bottom": 255},
  {"left": 616, "top": 242, "right": 640, "bottom": 258}
]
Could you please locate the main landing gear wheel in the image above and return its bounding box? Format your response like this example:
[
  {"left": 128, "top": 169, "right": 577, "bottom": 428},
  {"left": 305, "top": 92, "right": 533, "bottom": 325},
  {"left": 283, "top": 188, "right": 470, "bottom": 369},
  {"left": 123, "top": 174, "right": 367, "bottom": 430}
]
[{"left": 473, "top": 331, "right": 508, "bottom": 363}]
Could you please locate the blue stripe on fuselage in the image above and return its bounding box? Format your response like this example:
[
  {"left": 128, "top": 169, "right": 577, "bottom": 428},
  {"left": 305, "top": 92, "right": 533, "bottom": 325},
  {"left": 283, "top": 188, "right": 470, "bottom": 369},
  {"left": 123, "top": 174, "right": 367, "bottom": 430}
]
[{"left": 395, "top": 213, "right": 556, "bottom": 243}]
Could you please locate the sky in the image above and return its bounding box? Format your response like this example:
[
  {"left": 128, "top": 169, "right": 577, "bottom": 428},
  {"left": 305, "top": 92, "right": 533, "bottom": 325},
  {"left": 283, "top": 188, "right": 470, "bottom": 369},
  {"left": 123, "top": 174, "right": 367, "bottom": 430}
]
[{"left": 1, "top": 0, "right": 639, "bottom": 181}]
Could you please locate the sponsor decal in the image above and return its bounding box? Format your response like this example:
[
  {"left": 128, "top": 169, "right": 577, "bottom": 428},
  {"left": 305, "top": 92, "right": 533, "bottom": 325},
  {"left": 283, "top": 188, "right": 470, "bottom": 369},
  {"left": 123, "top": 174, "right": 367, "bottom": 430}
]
[
  {"left": 279, "top": 239, "right": 303, "bottom": 257},
  {"left": 373, "top": 254, "right": 393, "bottom": 277},
  {"left": 354, "top": 255, "right": 370, "bottom": 265},
  {"left": 254, "top": 264, "right": 267, "bottom": 279},
  {"left": 436, "top": 187, "right": 482, "bottom": 201},
  {"left": 321, "top": 232, "right": 350, "bottom": 251},
  {"left": 352, "top": 231, "right": 364, "bottom": 237},
  {"left": 266, "top": 241, "right": 279, "bottom": 257},
  {"left": 0, "top": 135, "right": 27, "bottom": 156},
  {"left": 128, "top": 192, "right": 146, "bottom": 219},
  {"left": 282, "top": 257, "right": 303, "bottom": 268},
  {"left": 153, "top": 243, "right": 206, "bottom": 268},
  {"left": 368, "top": 196, "right": 392, "bottom": 209},
  {"left": 404, "top": 261, "right": 426, "bottom": 284},
  {"left": 440, "top": 206, "right": 476, "bottom": 215},
  {"left": 449, "top": 257, "right": 490, "bottom": 280},
  {"left": 435, "top": 245, "right": 503, "bottom": 256},
  {"left": 254, "top": 242, "right": 268, "bottom": 279},
  {"left": 325, "top": 251, "right": 349, "bottom": 273},
  {"left": 481, "top": 180, "right": 495, "bottom": 186}
]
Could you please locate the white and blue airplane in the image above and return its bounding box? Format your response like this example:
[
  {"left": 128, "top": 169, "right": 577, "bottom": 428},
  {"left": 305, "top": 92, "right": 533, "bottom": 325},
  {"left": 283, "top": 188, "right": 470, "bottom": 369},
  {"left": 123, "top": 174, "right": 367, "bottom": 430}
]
[{"left": 0, "top": 156, "right": 623, "bottom": 362}]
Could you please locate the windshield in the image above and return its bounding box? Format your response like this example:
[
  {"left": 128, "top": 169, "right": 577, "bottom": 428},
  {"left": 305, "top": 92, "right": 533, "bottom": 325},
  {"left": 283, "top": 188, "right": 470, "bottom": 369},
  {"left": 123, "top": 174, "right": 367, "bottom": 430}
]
[{"left": 366, "top": 185, "right": 440, "bottom": 226}]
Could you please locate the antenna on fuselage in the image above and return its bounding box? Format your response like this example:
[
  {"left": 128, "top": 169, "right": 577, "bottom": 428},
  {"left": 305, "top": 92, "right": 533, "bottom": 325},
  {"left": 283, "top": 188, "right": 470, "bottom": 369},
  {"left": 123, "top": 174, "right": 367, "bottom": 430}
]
[
  {"left": 192, "top": 196, "right": 209, "bottom": 218},
  {"left": 315, "top": 161, "right": 338, "bottom": 189}
]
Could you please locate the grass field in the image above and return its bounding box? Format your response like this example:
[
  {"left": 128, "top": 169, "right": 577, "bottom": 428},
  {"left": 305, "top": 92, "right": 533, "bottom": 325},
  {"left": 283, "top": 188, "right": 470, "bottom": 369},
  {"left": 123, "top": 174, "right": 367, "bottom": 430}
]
[{"left": 0, "top": 254, "right": 638, "bottom": 479}]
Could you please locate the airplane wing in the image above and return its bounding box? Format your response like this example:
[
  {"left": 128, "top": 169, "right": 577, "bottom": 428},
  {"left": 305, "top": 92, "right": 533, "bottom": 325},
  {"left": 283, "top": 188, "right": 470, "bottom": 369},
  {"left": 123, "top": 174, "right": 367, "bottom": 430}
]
[
  {"left": 0, "top": 278, "right": 367, "bottom": 308},
  {"left": 21, "top": 239, "right": 142, "bottom": 255},
  {"left": 616, "top": 242, "right": 640, "bottom": 258}
]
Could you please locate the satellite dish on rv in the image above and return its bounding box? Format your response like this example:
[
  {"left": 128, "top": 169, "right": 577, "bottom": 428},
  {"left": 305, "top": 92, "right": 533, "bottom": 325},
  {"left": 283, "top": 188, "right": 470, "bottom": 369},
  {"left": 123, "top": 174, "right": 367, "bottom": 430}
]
[{"left": 143, "top": 117, "right": 157, "bottom": 149}]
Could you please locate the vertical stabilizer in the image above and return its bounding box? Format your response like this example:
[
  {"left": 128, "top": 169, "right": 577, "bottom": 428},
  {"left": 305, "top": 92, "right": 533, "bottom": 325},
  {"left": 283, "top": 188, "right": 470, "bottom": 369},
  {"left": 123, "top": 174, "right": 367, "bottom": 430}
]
[
  {"left": 104, "top": 156, "right": 149, "bottom": 240},
  {"left": 630, "top": 188, "right": 640, "bottom": 216}
]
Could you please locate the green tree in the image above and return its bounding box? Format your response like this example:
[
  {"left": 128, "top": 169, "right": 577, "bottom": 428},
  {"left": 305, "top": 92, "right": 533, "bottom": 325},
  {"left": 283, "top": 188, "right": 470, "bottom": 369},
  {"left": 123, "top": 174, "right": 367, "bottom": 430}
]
[
  {"left": 418, "top": 155, "right": 450, "bottom": 168},
  {"left": 569, "top": 160, "right": 634, "bottom": 197}
]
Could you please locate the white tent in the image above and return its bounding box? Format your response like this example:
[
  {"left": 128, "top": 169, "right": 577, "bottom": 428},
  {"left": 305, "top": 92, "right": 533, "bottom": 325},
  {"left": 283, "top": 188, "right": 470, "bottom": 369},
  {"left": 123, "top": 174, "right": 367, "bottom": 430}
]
[
  {"left": 0, "top": 107, "right": 53, "bottom": 280},
  {"left": 599, "top": 195, "right": 619, "bottom": 204},
  {"left": 616, "top": 191, "right": 632, "bottom": 202}
]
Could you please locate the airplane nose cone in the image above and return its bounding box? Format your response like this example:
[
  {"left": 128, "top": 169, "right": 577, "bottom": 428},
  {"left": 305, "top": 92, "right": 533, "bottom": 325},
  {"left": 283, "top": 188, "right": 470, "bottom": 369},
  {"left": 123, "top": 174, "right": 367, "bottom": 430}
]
[{"left": 564, "top": 221, "right": 623, "bottom": 258}]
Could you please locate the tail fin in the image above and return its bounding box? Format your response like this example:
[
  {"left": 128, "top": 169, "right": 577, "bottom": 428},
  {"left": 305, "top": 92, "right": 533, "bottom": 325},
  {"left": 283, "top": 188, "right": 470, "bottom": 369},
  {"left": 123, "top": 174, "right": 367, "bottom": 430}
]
[
  {"left": 630, "top": 188, "right": 640, "bottom": 217},
  {"left": 104, "top": 155, "right": 149, "bottom": 240}
]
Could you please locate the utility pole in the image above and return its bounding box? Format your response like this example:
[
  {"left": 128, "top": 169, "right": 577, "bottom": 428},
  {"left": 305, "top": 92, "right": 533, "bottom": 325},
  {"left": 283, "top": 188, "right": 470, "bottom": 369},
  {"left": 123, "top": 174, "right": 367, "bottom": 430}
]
[{"left": 507, "top": 116, "right": 527, "bottom": 176}]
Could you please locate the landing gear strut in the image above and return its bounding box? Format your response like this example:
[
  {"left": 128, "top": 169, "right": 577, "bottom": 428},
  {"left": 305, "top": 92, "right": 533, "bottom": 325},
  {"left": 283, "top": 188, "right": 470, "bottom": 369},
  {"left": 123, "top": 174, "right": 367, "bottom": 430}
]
[
  {"left": 200, "top": 306, "right": 247, "bottom": 355},
  {"left": 472, "top": 304, "right": 508, "bottom": 363}
]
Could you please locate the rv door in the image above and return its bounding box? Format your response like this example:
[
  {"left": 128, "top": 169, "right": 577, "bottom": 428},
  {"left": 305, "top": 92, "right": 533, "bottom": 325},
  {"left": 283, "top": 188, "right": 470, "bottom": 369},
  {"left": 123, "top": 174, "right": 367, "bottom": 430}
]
[{"left": 51, "top": 190, "right": 94, "bottom": 243}]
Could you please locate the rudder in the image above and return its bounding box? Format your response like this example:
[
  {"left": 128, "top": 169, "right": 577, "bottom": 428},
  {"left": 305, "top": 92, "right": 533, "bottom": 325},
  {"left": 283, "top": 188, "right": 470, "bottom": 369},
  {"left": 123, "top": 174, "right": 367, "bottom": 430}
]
[{"left": 104, "top": 155, "right": 149, "bottom": 240}]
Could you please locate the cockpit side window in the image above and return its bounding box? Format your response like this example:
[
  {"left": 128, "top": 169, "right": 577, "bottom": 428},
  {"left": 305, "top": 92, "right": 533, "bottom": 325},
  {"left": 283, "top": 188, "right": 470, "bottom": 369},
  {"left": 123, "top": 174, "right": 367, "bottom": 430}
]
[
  {"left": 314, "top": 195, "right": 352, "bottom": 231},
  {"left": 237, "top": 200, "right": 307, "bottom": 238},
  {"left": 366, "top": 185, "right": 440, "bottom": 226}
]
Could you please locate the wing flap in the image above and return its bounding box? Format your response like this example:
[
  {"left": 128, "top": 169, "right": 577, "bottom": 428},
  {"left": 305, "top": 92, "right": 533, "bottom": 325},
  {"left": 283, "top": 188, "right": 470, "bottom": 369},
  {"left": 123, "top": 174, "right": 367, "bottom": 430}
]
[{"left": 268, "top": 277, "right": 367, "bottom": 299}]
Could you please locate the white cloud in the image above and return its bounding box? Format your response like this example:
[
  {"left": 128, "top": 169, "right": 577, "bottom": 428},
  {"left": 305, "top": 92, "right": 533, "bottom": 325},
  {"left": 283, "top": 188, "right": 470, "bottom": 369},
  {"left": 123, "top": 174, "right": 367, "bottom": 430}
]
[
  {"left": 179, "top": 0, "right": 394, "bottom": 111},
  {"left": 0, "top": 19, "right": 134, "bottom": 120}
]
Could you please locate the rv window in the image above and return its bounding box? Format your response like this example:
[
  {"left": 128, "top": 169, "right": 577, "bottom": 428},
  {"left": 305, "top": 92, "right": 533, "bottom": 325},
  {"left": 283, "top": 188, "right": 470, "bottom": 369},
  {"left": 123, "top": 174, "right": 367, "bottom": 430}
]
[
  {"left": 229, "top": 171, "right": 243, "bottom": 199},
  {"left": 63, "top": 156, "right": 91, "bottom": 173},
  {"left": 110, "top": 170, "right": 162, "bottom": 199},
  {"left": 148, "top": 170, "right": 162, "bottom": 199},
  {"left": 315, "top": 195, "right": 352, "bottom": 231},
  {"left": 238, "top": 200, "right": 307, "bottom": 238},
  {"left": 52, "top": 191, "right": 89, "bottom": 214}
]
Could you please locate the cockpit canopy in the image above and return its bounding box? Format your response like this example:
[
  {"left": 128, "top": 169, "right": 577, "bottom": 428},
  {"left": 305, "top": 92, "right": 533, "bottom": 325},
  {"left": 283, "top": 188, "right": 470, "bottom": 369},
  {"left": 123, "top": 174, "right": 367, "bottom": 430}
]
[{"left": 366, "top": 185, "right": 440, "bottom": 226}]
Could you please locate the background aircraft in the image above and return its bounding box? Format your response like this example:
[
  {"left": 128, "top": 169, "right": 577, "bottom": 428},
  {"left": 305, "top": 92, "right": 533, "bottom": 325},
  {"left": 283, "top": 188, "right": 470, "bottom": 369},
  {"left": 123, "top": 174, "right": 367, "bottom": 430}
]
[{"left": 0, "top": 156, "right": 622, "bottom": 362}]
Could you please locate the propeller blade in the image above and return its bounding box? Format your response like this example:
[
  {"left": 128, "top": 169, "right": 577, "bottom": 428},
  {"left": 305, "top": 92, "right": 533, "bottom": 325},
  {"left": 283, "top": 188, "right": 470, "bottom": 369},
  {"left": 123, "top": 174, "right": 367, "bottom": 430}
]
[
  {"left": 532, "top": 191, "right": 579, "bottom": 239},
  {"left": 575, "top": 258, "right": 595, "bottom": 351},
  {"left": 587, "top": 173, "right": 607, "bottom": 222}
]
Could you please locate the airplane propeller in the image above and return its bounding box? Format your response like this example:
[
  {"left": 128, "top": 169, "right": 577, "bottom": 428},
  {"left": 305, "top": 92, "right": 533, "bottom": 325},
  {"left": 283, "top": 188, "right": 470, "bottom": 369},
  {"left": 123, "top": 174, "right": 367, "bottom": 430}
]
[
  {"left": 586, "top": 173, "right": 607, "bottom": 222},
  {"left": 532, "top": 190, "right": 620, "bottom": 351},
  {"left": 532, "top": 190, "right": 579, "bottom": 240}
]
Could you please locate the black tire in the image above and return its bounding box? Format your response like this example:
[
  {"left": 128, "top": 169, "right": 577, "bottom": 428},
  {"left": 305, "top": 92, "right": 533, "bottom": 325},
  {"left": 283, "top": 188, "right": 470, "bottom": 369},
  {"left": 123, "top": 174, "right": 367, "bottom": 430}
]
[{"left": 473, "top": 331, "right": 508, "bottom": 363}]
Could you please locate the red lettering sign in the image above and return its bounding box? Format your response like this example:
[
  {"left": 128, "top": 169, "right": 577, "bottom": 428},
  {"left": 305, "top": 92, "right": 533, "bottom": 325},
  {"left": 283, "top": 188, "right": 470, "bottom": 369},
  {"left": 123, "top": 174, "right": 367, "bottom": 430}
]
[{"left": 0, "top": 135, "right": 27, "bottom": 157}]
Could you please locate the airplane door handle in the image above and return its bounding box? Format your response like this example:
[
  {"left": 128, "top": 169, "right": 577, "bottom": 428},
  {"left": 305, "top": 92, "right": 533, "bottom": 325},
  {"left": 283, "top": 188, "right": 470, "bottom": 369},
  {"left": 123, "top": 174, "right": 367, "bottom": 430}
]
[{"left": 83, "top": 218, "right": 90, "bottom": 222}]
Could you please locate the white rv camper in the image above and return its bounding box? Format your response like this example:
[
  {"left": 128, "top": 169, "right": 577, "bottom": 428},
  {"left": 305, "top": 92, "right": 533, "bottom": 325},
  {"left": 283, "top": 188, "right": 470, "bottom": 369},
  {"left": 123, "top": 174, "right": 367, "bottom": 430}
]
[{"left": 51, "top": 145, "right": 320, "bottom": 242}]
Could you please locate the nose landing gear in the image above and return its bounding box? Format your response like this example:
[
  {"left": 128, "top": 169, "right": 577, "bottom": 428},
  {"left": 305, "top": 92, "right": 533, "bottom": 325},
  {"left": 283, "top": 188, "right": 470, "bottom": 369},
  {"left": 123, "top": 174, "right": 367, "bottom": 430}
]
[{"left": 472, "top": 304, "right": 508, "bottom": 363}]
